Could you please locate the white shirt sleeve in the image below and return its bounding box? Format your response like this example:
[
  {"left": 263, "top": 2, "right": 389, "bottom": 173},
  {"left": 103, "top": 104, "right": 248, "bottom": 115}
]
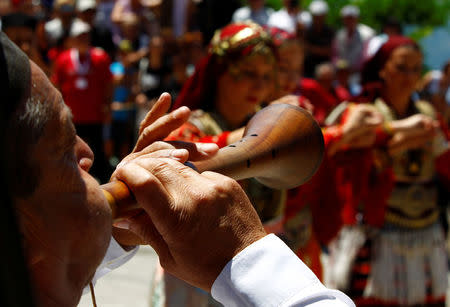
[{"left": 211, "top": 234, "right": 355, "bottom": 307}]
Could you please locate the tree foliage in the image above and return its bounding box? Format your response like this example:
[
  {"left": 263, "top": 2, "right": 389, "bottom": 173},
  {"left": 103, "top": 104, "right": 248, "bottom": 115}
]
[{"left": 262, "top": 0, "right": 450, "bottom": 39}]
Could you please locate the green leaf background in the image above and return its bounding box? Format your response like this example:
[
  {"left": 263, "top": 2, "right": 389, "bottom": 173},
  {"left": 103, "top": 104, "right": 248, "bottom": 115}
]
[{"left": 243, "top": 0, "right": 450, "bottom": 41}]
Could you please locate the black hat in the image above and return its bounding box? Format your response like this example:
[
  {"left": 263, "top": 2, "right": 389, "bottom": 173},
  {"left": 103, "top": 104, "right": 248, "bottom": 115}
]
[
  {"left": 0, "top": 31, "right": 31, "bottom": 124},
  {"left": 0, "top": 31, "right": 35, "bottom": 306}
]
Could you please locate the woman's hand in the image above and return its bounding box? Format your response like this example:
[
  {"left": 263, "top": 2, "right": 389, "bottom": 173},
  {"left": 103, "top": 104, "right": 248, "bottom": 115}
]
[
  {"left": 341, "top": 104, "right": 383, "bottom": 142},
  {"left": 328, "top": 104, "right": 383, "bottom": 156},
  {"left": 389, "top": 114, "right": 438, "bottom": 134},
  {"left": 388, "top": 114, "right": 439, "bottom": 155}
]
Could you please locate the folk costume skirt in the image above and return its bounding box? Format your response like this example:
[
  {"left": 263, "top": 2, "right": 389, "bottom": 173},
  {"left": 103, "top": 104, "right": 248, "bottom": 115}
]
[{"left": 326, "top": 222, "right": 447, "bottom": 306}]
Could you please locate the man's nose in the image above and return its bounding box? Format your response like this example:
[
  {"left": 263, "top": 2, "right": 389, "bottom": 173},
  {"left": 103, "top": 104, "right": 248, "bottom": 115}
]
[{"left": 75, "top": 136, "right": 94, "bottom": 172}]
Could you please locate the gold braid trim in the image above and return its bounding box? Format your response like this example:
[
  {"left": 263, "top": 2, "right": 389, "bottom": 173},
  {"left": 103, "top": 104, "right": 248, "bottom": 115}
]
[{"left": 385, "top": 210, "right": 439, "bottom": 229}]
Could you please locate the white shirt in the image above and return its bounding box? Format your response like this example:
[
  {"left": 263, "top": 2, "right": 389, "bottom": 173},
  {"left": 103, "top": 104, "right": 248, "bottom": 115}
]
[
  {"left": 212, "top": 234, "right": 355, "bottom": 307},
  {"left": 268, "top": 8, "right": 312, "bottom": 34},
  {"left": 232, "top": 6, "right": 274, "bottom": 26},
  {"left": 45, "top": 18, "right": 65, "bottom": 46},
  {"left": 91, "top": 235, "right": 354, "bottom": 306},
  {"left": 334, "top": 24, "right": 375, "bottom": 71}
]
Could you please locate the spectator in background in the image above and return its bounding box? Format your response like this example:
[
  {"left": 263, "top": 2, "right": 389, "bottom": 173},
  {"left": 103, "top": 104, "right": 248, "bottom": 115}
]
[
  {"left": 303, "top": 0, "right": 334, "bottom": 78},
  {"left": 316, "top": 62, "right": 351, "bottom": 102},
  {"left": 159, "top": 0, "right": 201, "bottom": 38},
  {"left": 2, "top": 12, "right": 35, "bottom": 53},
  {"left": 3, "top": 0, "right": 42, "bottom": 15},
  {"left": 366, "top": 17, "right": 403, "bottom": 59},
  {"left": 383, "top": 18, "right": 403, "bottom": 36},
  {"left": 51, "top": 19, "right": 113, "bottom": 182},
  {"left": 232, "top": 0, "right": 274, "bottom": 26},
  {"left": 181, "top": 30, "right": 205, "bottom": 76},
  {"left": 108, "top": 40, "right": 137, "bottom": 163},
  {"left": 333, "top": 5, "right": 374, "bottom": 75},
  {"left": 300, "top": 62, "right": 350, "bottom": 124},
  {"left": 76, "top": 0, "right": 115, "bottom": 58},
  {"left": 44, "top": 0, "right": 75, "bottom": 58},
  {"left": 163, "top": 49, "right": 190, "bottom": 104},
  {"left": 135, "top": 35, "right": 170, "bottom": 135},
  {"left": 335, "top": 58, "right": 361, "bottom": 97},
  {"left": 0, "top": 0, "right": 10, "bottom": 18},
  {"left": 4, "top": 0, "right": 49, "bottom": 68},
  {"left": 95, "top": 0, "right": 115, "bottom": 31},
  {"left": 2, "top": 12, "right": 49, "bottom": 75},
  {"left": 117, "top": 12, "right": 149, "bottom": 67},
  {"left": 268, "top": 0, "right": 311, "bottom": 36},
  {"left": 111, "top": 0, "right": 160, "bottom": 43},
  {"left": 137, "top": 35, "right": 168, "bottom": 102},
  {"left": 196, "top": 0, "right": 241, "bottom": 43}
]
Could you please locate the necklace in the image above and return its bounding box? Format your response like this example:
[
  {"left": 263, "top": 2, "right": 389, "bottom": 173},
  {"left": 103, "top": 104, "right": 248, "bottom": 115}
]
[{"left": 71, "top": 49, "right": 91, "bottom": 75}]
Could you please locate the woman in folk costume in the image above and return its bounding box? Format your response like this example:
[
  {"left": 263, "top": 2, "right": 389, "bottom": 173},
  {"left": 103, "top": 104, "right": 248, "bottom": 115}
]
[
  {"left": 266, "top": 27, "right": 383, "bottom": 280},
  {"left": 167, "top": 22, "right": 282, "bottom": 228},
  {"left": 325, "top": 36, "right": 450, "bottom": 306},
  {"left": 151, "top": 22, "right": 280, "bottom": 307}
]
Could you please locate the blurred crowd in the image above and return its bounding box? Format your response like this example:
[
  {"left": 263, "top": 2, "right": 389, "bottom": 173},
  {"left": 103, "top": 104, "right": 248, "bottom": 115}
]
[{"left": 1, "top": 0, "right": 449, "bottom": 306}]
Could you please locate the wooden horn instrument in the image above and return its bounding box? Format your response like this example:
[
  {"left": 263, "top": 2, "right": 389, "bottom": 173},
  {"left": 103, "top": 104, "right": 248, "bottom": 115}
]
[{"left": 101, "top": 104, "right": 324, "bottom": 220}]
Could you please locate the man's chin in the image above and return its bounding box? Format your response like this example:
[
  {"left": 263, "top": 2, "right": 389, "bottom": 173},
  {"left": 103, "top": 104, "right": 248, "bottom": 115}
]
[{"left": 78, "top": 235, "right": 111, "bottom": 290}]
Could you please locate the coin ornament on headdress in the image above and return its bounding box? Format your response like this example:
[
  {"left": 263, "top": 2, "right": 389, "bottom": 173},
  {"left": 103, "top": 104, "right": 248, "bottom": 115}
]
[{"left": 209, "top": 22, "right": 271, "bottom": 57}]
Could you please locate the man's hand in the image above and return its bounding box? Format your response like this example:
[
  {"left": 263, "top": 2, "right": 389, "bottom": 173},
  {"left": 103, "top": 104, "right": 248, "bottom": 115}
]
[
  {"left": 134, "top": 92, "right": 188, "bottom": 153},
  {"left": 111, "top": 92, "right": 219, "bottom": 246},
  {"left": 114, "top": 92, "right": 219, "bottom": 170},
  {"left": 114, "top": 157, "right": 267, "bottom": 291}
]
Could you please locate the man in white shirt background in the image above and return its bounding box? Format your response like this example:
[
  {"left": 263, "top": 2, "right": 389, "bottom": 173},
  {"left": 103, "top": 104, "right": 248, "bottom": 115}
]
[
  {"left": 333, "top": 5, "right": 375, "bottom": 75},
  {"left": 267, "top": 0, "right": 311, "bottom": 36},
  {"left": 232, "top": 0, "right": 274, "bottom": 26}
]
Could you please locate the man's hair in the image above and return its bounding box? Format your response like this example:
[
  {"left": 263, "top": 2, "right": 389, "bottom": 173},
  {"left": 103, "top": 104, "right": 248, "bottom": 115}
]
[{"left": 6, "top": 85, "right": 55, "bottom": 198}]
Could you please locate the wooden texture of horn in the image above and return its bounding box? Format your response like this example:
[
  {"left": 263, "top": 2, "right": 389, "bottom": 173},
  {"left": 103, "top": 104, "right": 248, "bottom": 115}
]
[
  {"left": 101, "top": 104, "right": 324, "bottom": 220},
  {"left": 192, "top": 104, "right": 324, "bottom": 189}
]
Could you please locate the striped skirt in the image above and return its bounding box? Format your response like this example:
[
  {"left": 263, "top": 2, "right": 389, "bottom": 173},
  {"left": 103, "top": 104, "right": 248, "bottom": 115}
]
[{"left": 326, "top": 222, "right": 448, "bottom": 306}]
